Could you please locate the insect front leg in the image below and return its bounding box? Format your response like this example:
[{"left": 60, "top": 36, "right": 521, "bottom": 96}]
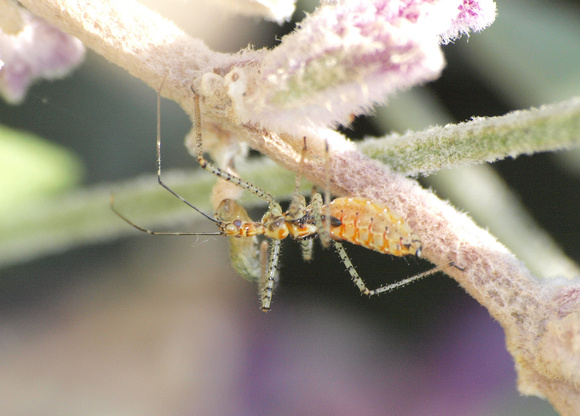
[
  {"left": 190, "top": 91, "right": 279, "bottom": 208},
  {"left": 260, "top": 239, "right": 281, "bottom": 311}
]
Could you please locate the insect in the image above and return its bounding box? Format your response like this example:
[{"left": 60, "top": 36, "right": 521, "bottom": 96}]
[{"left": 111, "top": 80, "right": 460, "bottom": 311}]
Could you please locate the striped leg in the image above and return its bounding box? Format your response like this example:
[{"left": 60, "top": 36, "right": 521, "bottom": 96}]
[
  {"left": 333, "top": 241, "right": 457, "bottom": 296},
  {"left": 191, "top": 92, "right": 279, "bottom": 208},
  {"left": 300, "top": 239, "right": 314, "bottom": 262},
  {"left": 311, "top": 191, "right": 331, "bottom": 248},
  {"left": 260, "top": 239, "right": 281, "bottom": 311}
]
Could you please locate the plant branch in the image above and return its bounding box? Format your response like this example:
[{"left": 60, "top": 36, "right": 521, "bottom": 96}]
[
  {"left": 358, "top": 96, "right": 580, "bottom": 175},
  {"left": 425, "top": 165, "right": 580, "bottom": 280}
]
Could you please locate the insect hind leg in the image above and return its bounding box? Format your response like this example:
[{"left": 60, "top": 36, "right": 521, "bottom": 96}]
[
  {"left": 333, "top": 241, "right": 459, "bottom": 296},
  {"left": 366, "top": 262, "right": 460, "bottom": 296},
  {"left": 333, "top": 241, "right": 370, "bottom": 294}
]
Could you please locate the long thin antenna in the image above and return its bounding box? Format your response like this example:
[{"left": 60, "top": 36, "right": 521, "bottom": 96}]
[
  {"left": 110, "top": 194, "right": 222, "bottom": 236},
  {"left": 111, "top": 74, "right": 223, "bottom": 234}
]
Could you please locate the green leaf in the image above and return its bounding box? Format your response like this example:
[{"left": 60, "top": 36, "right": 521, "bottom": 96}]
[{"left": 0, "top": 124, "right": 84, "bottom": 215}]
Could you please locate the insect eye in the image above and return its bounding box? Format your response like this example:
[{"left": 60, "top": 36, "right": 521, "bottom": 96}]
[{"left": 233, "top": 219, "right": 242, "bottom": 228}]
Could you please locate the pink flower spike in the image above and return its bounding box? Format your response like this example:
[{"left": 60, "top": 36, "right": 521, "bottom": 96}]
[
  {"left": 223, "top": 0, "right": 496, "bottom": 136},
  {"left": 439, "top": 0, "right": 497, "bottom": 43},
  {"left": 0, "top": 8, "right": 85, "bottom": 104}
]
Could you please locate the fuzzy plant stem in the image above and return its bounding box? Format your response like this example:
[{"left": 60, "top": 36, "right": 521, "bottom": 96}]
[
  {"left": 18, "top": 0, "right": 580, "bottom": 414},
  {"left": 359, "top": 97, "right": 580, "bottom": 176}
]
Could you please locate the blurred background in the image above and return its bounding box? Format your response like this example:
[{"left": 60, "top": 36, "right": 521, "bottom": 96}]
[{"left": 1, "top": 0, "right": 579, "bottom": 414}]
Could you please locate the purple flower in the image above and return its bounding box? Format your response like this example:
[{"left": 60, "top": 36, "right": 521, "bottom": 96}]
[
  {"left": 224, "top": 0, "right": 496, "bottom": 136},
  {"left": 0, "top": 8, "right": 85, "bottom": 104}
]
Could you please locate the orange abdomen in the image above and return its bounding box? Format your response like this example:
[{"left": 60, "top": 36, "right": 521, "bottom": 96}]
[{"left": 328, "top": 197, "right": 422, "bottom": 257}]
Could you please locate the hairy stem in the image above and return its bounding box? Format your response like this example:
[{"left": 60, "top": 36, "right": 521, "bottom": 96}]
[{"left": 359, "top": 97, "right": 580, "bottom": 175}]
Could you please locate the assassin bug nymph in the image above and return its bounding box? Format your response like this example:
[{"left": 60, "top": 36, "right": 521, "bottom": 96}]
[{"left": 111, "top": 81, "right": 461, "bottom": 311}]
